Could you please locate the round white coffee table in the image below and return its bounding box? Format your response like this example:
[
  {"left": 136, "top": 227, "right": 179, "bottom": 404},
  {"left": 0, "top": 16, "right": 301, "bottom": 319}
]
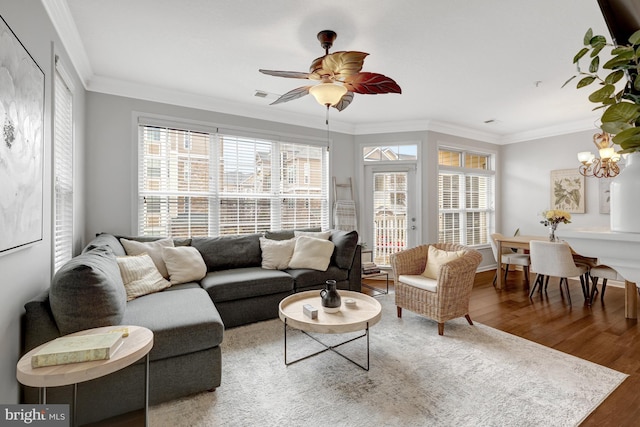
[
  {"left": 279, "top": 290, "right": 382, "bottom": 370},
  {"left": 17, "top": 325, "right": 153, "bottom": 427}
]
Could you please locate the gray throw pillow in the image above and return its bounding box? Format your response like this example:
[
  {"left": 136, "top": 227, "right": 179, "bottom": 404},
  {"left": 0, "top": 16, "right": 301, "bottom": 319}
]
[
  {"left": 50, "top": 246, "right": 127, "bottom": 335},
  {"left": 330, "top": 230, "right": 359, "bottom": 269}
]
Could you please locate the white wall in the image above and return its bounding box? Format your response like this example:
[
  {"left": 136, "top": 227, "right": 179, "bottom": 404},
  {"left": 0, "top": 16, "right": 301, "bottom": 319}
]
[
  {"left": 0, "top": 0, "right": 86, "bottom": 403},
  {"left": 501, "top": 129, "right": 611, "bottom": 236}
]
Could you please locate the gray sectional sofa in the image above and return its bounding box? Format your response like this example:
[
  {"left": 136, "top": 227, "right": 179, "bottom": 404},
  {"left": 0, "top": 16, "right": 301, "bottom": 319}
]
[{"left": 21, "top": 229, "right": 361, "bottom": 425}]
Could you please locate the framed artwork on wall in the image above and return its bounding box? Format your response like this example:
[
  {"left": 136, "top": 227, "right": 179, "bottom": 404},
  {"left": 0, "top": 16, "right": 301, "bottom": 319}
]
[
  {"left": 0, "top": 15, "right": 45, "bottom": 254},
  {"left": 550, "top": 169, "right": 585, "bottom": 213}
]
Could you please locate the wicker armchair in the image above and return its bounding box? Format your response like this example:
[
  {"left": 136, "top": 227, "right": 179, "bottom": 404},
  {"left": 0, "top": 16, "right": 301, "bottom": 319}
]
[{"left": 391, "top": 243, "right": 482, "bottom": 335}]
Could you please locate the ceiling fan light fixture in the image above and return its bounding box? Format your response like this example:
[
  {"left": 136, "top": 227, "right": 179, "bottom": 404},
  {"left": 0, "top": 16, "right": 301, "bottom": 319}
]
[{"left": 309, "top": 82, "right": 347, "bottom": 106}]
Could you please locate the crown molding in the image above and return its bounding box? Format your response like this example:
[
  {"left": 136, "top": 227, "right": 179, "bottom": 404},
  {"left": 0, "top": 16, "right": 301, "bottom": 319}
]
[
  {"left": 498, "top": 117, "right": 599, "bottom": 144},
  {"left": 88, "top": 75, "right": 357, "bottom": 134},
  {"left": 41, "top": 0, "right": 92, "bottom": 88}
]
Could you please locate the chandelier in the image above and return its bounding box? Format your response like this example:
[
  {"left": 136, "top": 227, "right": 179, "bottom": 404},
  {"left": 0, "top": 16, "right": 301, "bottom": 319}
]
[{"left": 577, "top": 132, "right": 621, "bottom": 178}]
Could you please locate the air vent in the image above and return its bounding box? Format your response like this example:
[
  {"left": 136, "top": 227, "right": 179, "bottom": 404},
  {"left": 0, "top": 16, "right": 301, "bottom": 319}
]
[{"left": 254, "top": 90, "right": 269, "bottom": 98}]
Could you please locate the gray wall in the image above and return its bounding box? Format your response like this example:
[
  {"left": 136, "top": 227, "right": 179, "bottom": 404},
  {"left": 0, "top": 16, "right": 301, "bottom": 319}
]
[
  {"left": 501, "top": 129, "right": 611, "bottom": 236},
  {"left": 0, "top": 0, "right": 86, "bottom": 403}
]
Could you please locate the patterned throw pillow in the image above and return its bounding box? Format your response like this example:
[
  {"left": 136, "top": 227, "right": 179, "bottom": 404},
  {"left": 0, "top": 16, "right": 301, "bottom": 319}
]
[{"left": 117, "top": 253, "right": 171, "bottom": 301}]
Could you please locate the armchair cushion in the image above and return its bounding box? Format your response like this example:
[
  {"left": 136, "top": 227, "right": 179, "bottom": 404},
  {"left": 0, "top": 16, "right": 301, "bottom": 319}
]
[
  {"left": 422, "top": 246, "right": 465, "bottom": 279},
  {"left": 398, "top": 274, "right": 438, "bottom": 292}
]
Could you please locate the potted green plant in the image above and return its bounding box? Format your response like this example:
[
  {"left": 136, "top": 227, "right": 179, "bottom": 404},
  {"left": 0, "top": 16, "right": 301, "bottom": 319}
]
[{"left": 564, "top": 28, "right": 640, "bottom": 152}]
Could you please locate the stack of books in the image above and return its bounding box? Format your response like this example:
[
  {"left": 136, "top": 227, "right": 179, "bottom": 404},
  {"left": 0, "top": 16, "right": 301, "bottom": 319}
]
[{"left": 362, "top": 262, "right": 381, "bottom": 275}]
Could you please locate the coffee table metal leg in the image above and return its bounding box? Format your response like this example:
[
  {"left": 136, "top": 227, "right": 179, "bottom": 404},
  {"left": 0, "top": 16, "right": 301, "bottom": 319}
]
[
  {"left": 283, "top": 320, "right": 371, "bottom": 371},
  {"left": 73, "top": 383, "right": 77, "bottom": 427}
]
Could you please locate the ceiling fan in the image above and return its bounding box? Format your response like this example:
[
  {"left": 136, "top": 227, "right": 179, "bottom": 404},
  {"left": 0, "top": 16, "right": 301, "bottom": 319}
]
[{"left": 259, "top": 30, "right": 402, "bottom": 111}]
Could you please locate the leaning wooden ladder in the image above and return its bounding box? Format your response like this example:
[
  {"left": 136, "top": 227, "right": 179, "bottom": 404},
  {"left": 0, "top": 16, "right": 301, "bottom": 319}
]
[{"left": 332, "top": 177, "right": 357, "bottom": 232}]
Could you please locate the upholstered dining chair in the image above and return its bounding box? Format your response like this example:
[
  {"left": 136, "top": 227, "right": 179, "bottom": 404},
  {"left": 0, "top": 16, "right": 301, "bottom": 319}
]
[
  {"left": 529, "top": 241, "right": 589, "bottom": 305},
  {"left": 391, "top": 243, "right": 482, "bottom": 336},
  {"left": 589, "top": 265, "right": 624, "bottom": 304},
  {"left": 489, "top": 233, "right": 531, "bottom": 288}
]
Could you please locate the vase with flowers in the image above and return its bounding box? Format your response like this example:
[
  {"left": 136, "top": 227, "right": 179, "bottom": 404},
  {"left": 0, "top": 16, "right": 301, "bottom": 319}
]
[{"left": 540, "top": 210, "right": 572, "bottom": 242}]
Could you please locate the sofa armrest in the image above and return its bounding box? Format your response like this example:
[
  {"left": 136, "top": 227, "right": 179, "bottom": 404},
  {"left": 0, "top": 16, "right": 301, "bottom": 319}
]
[{"left": 23, "top": 291, "right": 61, "bottom": 353}]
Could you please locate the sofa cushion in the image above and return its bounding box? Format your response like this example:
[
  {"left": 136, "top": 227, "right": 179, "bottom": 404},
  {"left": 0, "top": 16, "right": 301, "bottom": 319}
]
[
  {"left": 83, "top": 233, "right": 126, "bottom": 256},
  {"left": 294, "top": 230, "right": 331, "bottom": 240},
  {"left": 120, "top": 237, "right": 175, "bottom": 278},
  {"left": 121, "top": 287, "right": 224, "bottom": 361},
  {"left": 286, "top": 265, "right": 349, "bottom": 289},
  {"left": 330, "top": 230, "right": 359, "bottom": 269},
  {"left": 50, "top": 246, "right": 127, "bottom": 335},
  {"left": 200, "top": 267, "right": 294, "bottom": 303},
  {"left": 162, "top": 246, "right": 207, "bottom": 285},
  {"left": 259, "top": 237, "right": 296, "bottom": 270},
  {"left": 288, "top": 236, "right": 335, "bottom": 271},
  {"left": 192, "top": 234, "right": 262, "bottom": 271},
  {"left": 116, "top": 253, "right": 171, "bottom": 301},
  {"left": 264, "top": 228, "right": 320, "bottom": 241}
]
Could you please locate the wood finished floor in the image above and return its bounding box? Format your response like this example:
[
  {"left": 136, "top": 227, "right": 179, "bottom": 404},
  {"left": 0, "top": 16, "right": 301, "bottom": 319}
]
[{"left": 88, "top": 271, "right": 640, "bottom": 426}]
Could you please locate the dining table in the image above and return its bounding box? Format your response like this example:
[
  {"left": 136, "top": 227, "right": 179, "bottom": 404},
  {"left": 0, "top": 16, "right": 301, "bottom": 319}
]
[{"left": 493, "top": 234, "right": 548, "bottom": 290}]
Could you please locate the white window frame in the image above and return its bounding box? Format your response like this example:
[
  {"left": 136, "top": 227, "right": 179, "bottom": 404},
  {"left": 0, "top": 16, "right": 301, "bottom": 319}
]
[
  {"left": 438, "top": 147, "right": 495, "bottom": 247},
  {"left": 135, "top": 116, "right": 329, "bottom": 237},
  {"left": 52, "top": 55, "right": 74, "bottom": 272}
]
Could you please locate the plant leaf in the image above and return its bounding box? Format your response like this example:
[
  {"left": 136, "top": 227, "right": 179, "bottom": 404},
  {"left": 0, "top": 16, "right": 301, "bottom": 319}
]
[
  {"left": 573, "top": 47, "right": 589, "bottom": 63},
  {"left": 604, "top": 51, "right": 635, "bottom": 69},
  {"left": 562, "top": 75, "right": 577, "bottom": 88},
  {"left": 589, "top": 35, "right": 607, "bottom": 47},
  {"left": 590, "top": 43, "right": 605, "bottom": 58},
  {"left": 576, "top": 76, "right": 596, "bottom": 88},
  {"left": 343, "top": 72, "right": 402, "bottom": 94},
  {"left": 588, "top": 84, "right": 615, "bottom": 102},
  {"left": 612, "top": 127, "right": 640, "bottom": 145},
  {"left": 629, "top": 29, "right": 640, "bottom": 45},
  {"left": 604, "top": 70, "right": 625, "bottom": 84},
  {"left": 601, "top": 121, "right": 632, "bottom": 134},
  {"left": 601, "top": 102, "right": 640, "bottom": 123},
  {"left": 611, "top": 46, "right": 634, "bottom": 55},
  {"left": 269, "top": 86, "right": 311, "bottom": 105},
  {"left": 589, "top": 56, "right": 600, "bottom": 73},
  {"left": 584, "top": 28, "right": 593, "bottom": 45}
]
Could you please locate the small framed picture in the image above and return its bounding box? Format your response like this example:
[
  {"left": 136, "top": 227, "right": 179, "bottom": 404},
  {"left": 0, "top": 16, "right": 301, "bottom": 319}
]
[{"left": 550, "top": 169, "right": 585, "bottom": 213}]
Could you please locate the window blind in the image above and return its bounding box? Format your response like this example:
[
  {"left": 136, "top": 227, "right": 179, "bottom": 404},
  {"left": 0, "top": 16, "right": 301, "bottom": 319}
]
[
  {"left": 53, "top": 60, "right": 74, "bottom": 271},
  {"left": 137, "top": 124, "right": 329, "bottom": 237}
]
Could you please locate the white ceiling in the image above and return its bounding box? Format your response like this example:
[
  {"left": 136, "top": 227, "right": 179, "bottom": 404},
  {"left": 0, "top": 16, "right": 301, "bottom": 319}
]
[{"left": 47, "top": 0, "right": 612, "bottom": 143}]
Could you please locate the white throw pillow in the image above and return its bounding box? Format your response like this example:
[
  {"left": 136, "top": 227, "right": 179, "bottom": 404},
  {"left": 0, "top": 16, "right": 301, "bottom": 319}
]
[
  {"left": 117, "top": 253, "right": 171, "bottom": 301},
  {"left": 293, "top": 230, "right": 332, "bottom": 240},
  {"left": 162, "top": 246, "right": 207, "bottom": 285},
  {"left": 288, "top": 236, "right": 335, "bottom": 271},
  {"left": 260, "top": 237, "right": 296, "bottom": 270},
  {"left": 422, "top": 246, "right": 466, "bottom": 279},
  {"left": 120, "top": 237, "right": 174, "bottom": 278}
]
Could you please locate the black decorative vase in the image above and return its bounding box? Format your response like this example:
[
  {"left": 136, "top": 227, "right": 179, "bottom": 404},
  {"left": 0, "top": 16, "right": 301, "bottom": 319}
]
[{"left": 320, "top": 280, "right": 341, "bottom": 313}]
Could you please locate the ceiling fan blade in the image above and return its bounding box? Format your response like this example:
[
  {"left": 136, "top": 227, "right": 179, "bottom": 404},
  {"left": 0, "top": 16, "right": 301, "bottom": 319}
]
[
  {"left": 343, "top": 72, "right": 402, "bottom": 95},
  {"left": 270, "top": 86, "right": 312, "bottom": 105},
  {"left": 259, "top": 69, "right": 311, "bottom": 79},
  {"left": 322, "top": 51, "right": 369, "bottom": 78},
  {"left": 333, "top": 91, "right": 354, "bottom": 112}
]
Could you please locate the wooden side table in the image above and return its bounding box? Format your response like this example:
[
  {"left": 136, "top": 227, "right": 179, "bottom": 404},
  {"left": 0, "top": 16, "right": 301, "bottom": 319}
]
[{"left": 17, "top": 325, "right": 153, "bottom": 427}]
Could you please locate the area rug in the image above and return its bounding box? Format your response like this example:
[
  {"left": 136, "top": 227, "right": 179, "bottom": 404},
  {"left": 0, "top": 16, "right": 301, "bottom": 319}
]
[{"left": 149, "top": 294, "right": 627, "bottom": 426}]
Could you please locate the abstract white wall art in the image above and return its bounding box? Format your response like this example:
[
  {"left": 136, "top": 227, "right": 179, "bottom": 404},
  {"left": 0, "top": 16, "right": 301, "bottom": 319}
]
[{"left": 0, "top": 15, "right": 45, "bottom": 254}]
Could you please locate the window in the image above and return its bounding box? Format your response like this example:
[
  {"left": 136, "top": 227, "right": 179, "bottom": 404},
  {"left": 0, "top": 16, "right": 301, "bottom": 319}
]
[
  {"left": 137, "top": 123, "right": 328, "bottom": 237},
  {"left": 53, "top": 58, "right": 74, "bottom": 271},
  {"left": 438, "top": 149, "right": 493, "bottom": 246},
  {"left": 363, "top": 144, "right": 417, "bottom": 162}
]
